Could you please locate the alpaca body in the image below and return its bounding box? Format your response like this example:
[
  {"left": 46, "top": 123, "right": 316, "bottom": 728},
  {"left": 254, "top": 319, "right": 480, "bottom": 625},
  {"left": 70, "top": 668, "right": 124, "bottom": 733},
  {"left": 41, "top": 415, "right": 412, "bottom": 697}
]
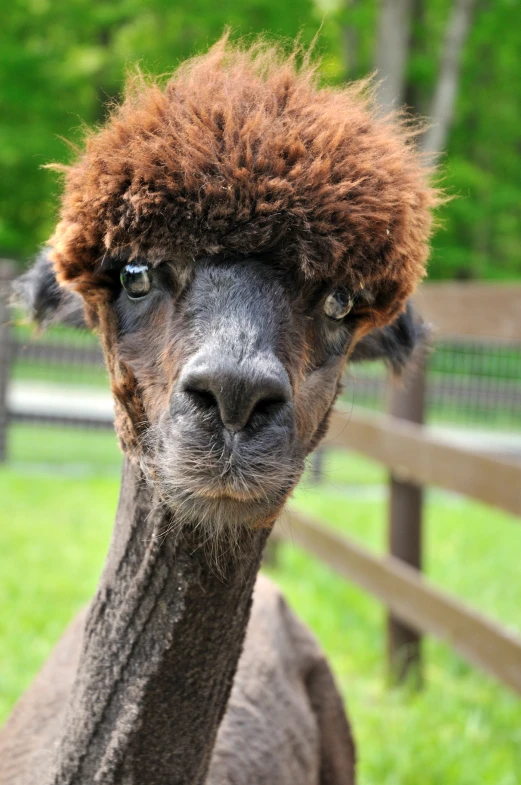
[
  {"left": 0, "top": 580, "right": 353, "bottom": 785},
  {"left": 0, "top": 462, "right": 354, "bottom": 785}
]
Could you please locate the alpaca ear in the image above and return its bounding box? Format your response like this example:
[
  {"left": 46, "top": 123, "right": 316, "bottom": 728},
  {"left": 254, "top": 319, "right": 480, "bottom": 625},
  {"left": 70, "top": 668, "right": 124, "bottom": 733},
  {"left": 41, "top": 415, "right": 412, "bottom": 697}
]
[
  {"left": 350, "top": 301, "right": 428, "bottom": 375},
  {"left": 12, "top": 248, "right": 87, "bottom": 329}
]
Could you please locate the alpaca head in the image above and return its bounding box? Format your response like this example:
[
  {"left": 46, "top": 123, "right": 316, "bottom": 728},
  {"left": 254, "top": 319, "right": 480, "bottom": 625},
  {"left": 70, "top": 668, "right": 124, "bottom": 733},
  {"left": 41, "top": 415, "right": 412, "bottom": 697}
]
[{"left": 33, "top": 39, "right": 439, "bottom": 534}]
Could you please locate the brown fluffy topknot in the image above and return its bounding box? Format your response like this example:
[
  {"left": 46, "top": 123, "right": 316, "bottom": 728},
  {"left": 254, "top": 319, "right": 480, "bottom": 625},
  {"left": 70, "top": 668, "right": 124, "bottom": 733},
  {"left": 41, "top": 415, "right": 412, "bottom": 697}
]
[{"left": 50, "top": 36, "right": 440, "bottom": 327}]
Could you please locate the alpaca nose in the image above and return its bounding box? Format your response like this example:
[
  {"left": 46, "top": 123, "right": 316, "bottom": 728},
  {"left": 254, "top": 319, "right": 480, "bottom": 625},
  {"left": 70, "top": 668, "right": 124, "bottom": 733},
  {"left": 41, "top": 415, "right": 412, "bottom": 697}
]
[{"left": 178, "top": 356, "right": 292, "bottom": 433}]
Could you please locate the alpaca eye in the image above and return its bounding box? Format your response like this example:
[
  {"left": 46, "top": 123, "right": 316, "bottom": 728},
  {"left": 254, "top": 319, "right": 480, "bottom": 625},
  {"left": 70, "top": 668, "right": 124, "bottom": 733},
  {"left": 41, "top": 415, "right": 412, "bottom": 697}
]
[
  {"left": 324, "top": 291, "right": 353, "bottom": 320},
  {"left": 121, "top": 263, "right": 152, "bottom": 300}
]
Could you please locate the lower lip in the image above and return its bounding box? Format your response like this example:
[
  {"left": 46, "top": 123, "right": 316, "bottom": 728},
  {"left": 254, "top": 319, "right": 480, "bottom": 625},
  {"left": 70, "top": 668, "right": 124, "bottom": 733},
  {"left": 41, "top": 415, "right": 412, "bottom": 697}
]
[{"left": 198, "top": 490, "right": 259, "bottom": 503}]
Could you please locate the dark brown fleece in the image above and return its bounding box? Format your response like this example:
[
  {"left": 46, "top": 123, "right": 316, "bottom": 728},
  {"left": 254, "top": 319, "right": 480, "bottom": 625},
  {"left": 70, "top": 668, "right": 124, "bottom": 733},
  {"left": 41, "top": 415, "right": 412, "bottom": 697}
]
[{"left": 50, "top": 37, "right": 439, "bottom": 329}]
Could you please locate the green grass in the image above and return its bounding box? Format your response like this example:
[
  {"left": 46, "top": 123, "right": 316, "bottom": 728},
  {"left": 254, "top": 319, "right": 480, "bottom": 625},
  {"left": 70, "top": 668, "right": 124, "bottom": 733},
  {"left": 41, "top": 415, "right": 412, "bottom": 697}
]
[
  {"left": 267, "top": 544, "right": 521, "bottom": 785},
  {"left": 1, "top": 439, "right": 520, "bottom": 783},
  {"left": 0, "top": 469, "right": 117, "bottom": 715},
  {"left": 12, "top": 320, "right": 99, "bottom": 348},
  {"left": 11, "top": 359, "right": 109, "bottom": 387},
  {"left": 7, "top": 423, "right": 122, "bottom": 472}
]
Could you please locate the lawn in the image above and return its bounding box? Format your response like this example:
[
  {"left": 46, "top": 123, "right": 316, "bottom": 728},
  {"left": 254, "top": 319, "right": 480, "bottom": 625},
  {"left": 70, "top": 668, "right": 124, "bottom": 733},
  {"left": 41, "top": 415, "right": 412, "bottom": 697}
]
[{"left": 1, "top": 437, "right": 520, "bottom": 784}]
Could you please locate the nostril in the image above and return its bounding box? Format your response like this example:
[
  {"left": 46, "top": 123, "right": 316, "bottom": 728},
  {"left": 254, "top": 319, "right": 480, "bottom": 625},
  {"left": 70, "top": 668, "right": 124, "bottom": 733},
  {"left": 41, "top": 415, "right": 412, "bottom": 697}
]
[
  {"left": 185, "top": 387, "right": 218, "bottom": 412},
  {"left": 249, "top": 396, "right": 287, "bottom": 421},
  {"left": 179, "top": 370, "right": 221, "bottom": 414},
  {"left": 178, "top": 359, "right": 292, "bottom": 433}
]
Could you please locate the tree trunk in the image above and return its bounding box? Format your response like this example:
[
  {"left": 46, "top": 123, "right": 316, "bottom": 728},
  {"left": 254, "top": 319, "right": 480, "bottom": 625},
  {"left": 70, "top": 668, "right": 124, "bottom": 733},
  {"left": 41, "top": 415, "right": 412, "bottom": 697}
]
[
  {"left": 374, "top": 0, "right": 414, "bottom": 111},
  {"left": 341, "top": 0, "right": 359, "bottom": 79},
  {"left": 422, "top": 0, "right": 477, "bottom": 158},
  {"left": 402, "top": 0, "right": 426, "bottom": 116}
]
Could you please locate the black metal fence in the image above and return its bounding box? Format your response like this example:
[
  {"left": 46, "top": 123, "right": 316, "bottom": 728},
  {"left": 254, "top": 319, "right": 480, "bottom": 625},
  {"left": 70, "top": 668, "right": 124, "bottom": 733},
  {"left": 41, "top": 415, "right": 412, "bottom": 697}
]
[
  {"left": 1, "top": 261, "right": 521, "bottom": 467},
  {"left": 343, "top": 339, "right": 521, "bottom": 429}
]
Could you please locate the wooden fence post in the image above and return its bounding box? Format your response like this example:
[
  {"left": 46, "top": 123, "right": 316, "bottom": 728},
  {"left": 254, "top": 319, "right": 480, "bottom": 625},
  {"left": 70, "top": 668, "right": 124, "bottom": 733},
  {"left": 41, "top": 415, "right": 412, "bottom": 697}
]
[
  {"left": 387, "top": 348, "right": 428, "bottom": 686},
  {"left": 0, "top": 261, "right": 14, "bottom": 463}
]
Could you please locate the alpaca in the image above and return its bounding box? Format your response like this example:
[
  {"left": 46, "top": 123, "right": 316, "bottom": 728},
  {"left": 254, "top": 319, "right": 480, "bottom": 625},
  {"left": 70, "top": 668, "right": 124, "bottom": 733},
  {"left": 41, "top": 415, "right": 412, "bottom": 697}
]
[{"left": 0, "top": 38, "right": 438, "bottom": 785}]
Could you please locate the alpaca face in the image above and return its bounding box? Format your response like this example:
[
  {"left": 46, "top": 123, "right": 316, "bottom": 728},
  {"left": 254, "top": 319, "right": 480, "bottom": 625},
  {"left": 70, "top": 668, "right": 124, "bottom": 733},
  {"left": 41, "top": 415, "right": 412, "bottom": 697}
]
[
  {"left": 17, "top": 247, "right": 424, "bottom": 541},
  {"left": 107, "top": 254, "right": 368, "bottom": 531},
  {"left": 42, "top": 40, "right": 439, "bottom": 536}
]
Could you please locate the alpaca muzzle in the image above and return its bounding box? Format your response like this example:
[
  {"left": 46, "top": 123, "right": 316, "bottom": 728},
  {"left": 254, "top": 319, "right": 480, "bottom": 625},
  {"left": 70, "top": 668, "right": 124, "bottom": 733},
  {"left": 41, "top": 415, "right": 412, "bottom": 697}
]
[{"left": 177, "top": 351, "right": 292, "bottom": 436}]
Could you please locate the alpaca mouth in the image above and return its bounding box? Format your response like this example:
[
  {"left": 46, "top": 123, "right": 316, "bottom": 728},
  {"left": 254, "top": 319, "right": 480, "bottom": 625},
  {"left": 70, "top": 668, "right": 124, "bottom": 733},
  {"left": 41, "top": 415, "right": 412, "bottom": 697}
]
[
  {"left": 197, "top": 486, "right": 263, "bottom": 503},
  {"left": 147, "top": 412, "right": 303, "bottom": 527},
  {"left": 150, "top": 445, "right": 301, "bottom": 528},
  {"left": 166, "top": 463, "right": 294, "bottom": 510}
]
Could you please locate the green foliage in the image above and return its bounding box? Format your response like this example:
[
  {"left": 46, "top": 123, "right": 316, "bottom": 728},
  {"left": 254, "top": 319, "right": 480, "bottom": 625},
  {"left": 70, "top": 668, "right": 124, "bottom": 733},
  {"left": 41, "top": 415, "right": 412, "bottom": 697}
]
[
  {"left": 0, "top": 0, "right": 318, "bottom": 259},
  {"left": 315, "top": 0, "right": 521, "bottom": 280},
  {"left": 1, "top": 0, "right": 520, "bottom": 279},
  {"left": 434, "top": 0, "right": 521, "bottom": 279}
]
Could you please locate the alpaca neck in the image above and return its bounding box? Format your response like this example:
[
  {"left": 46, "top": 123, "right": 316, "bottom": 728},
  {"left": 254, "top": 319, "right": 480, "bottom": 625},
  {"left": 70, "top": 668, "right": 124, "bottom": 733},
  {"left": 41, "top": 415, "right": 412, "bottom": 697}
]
[{"left": 47, "top": 458, "right": 268, "bottom": 785}]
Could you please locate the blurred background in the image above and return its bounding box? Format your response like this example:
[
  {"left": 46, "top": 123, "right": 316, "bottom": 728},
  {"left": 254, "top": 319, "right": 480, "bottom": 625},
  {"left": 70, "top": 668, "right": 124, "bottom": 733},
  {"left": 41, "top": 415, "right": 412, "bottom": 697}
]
[{"left": 1, "top": 2, "right": 520, "bottom": 783}]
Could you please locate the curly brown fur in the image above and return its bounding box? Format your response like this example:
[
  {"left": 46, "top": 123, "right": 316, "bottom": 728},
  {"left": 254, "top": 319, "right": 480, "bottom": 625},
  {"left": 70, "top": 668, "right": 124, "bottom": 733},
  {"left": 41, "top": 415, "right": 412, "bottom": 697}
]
[{"left": 49, "top": 36, "right": 440, "bottom": 329}]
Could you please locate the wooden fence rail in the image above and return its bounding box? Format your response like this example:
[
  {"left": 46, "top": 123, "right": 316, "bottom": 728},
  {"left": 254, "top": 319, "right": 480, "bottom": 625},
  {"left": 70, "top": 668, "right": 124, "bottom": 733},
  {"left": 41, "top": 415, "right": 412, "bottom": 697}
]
[
  {"left": 275, "top": 509, "right": 521, "bottom": 695},
  {"left": 273, "top": 400, "right": 521, "bottom": 691},
  {"left": 326, "top": 407, "right": 521, "bottom": 518},
  {"left": 413, "top": 283, "right": 521, "bottom": 341}
]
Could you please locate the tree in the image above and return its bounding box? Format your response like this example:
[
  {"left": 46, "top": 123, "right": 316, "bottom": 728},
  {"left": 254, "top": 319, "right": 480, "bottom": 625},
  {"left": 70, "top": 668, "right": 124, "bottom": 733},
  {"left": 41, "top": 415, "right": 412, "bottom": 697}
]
[
  {"left": 0, "top": 0, "right": 318, "bottom": 260},
  {"left": 1, "top": 0, "right": 520, "bottom": 279},
  {"left": 339, "top": 0, "right": 521, "bottom": 279}
]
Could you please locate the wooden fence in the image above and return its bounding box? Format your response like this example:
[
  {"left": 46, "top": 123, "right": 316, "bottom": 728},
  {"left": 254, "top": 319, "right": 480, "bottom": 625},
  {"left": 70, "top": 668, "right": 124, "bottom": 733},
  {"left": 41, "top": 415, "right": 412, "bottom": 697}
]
[
  {"left": 276, "top": 283, "right": 521, "bottom": 693},
  {"left": 1, "top": 263, "right": 521, "bottom": 693},
  {"left": 0, "top": 260, "right": 111, "bottom": 449}
]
